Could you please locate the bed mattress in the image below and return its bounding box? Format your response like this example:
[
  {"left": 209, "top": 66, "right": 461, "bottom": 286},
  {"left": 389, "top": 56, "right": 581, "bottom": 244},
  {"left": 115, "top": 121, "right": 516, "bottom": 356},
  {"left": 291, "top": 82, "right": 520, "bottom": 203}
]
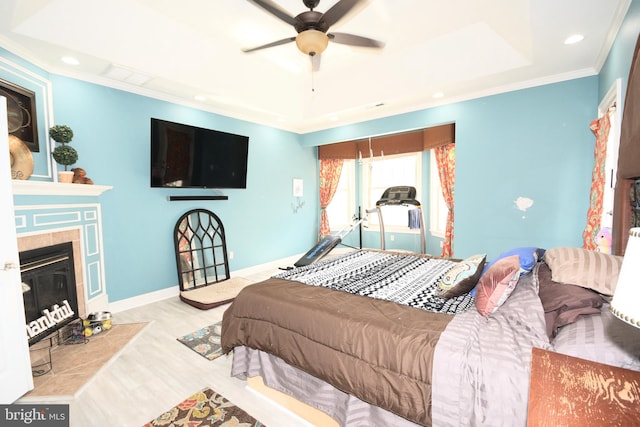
[{"left": 221, "top": 276, "right": 452, "bottom": 426}]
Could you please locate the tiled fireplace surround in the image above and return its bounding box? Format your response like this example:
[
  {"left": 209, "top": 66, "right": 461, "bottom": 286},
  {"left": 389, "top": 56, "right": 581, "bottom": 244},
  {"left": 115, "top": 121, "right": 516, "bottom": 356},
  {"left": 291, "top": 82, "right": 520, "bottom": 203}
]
[
  {"left": 13, "top": 181, "right": 113, "bottom": 318},
  {"left": 18, "top": 229, "right": 87, "bottom": 319}
]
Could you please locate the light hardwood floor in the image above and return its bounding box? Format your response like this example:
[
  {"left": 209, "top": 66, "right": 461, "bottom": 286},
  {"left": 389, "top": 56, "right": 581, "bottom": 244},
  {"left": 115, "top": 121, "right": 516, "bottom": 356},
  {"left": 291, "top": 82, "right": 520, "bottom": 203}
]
[{"left": 24, "top": 266, "right": 315, "bottom": 427}]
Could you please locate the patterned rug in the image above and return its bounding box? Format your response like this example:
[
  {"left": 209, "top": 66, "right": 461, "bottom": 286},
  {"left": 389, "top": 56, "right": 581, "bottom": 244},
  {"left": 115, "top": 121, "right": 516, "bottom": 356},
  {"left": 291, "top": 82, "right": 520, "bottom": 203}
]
[
  {"left": 144, "top": 387, "right": 265, "bottom": 426},
  {"left": 177, "top": 321, "right": 223, "bottom": 361}
]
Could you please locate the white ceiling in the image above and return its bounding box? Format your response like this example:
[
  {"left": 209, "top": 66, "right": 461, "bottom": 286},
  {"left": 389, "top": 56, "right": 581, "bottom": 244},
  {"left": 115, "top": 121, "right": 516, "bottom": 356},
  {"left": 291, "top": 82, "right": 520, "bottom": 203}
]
[{"left": 0, "top": 0, "right": 631, "bottom": 133}]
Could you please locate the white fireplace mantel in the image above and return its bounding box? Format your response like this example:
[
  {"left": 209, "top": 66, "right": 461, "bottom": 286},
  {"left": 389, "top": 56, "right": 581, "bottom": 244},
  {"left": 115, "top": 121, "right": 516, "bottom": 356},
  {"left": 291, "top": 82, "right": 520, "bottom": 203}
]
[{"left": 12, "top": 180, "right": 112, "bottom": 196}]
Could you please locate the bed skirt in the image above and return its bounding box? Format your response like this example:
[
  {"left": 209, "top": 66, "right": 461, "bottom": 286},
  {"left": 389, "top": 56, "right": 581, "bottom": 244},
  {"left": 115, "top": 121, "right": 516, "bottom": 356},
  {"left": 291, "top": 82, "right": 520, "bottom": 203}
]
[{"left": 231, "top": 346, "right": 422, "bottom": 427}]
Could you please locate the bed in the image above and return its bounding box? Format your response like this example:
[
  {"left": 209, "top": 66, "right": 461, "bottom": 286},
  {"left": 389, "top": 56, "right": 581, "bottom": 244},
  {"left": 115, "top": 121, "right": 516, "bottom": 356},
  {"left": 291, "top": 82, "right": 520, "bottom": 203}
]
[{"left": 221, "top": 247, "right": 640, "bottom": 426}]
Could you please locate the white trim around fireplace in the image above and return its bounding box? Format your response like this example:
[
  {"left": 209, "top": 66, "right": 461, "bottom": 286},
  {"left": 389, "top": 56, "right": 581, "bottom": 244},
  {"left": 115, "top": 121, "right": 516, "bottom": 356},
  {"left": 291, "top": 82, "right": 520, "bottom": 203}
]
[{"left": 15, "top": 203, "right": 109, "bottom": 317}]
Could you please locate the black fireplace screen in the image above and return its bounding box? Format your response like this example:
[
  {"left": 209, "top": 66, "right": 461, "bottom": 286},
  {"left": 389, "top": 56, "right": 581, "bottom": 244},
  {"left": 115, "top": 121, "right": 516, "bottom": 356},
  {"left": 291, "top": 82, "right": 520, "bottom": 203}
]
[{"left": 20, "top": 242, "right": 79, "bottom": 345}]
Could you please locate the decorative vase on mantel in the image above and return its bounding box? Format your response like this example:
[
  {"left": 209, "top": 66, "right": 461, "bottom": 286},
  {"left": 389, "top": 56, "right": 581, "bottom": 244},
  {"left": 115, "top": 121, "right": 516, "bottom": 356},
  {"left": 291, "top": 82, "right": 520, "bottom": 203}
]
[{"left": 58, "top": 170, "right": 74, "bottom": 183}]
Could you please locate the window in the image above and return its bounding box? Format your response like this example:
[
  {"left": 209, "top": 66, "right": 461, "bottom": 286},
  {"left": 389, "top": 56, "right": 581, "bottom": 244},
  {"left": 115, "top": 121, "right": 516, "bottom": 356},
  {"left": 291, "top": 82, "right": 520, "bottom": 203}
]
[
  {"left": 361, "top": 152, "right": 421, "bottom": 230},
  {"left": 430, "top": 153, "right": 447, "bottom": 237},
  {"left": 327, "top": 151, "right": 450, "bottom": 235},
  {"left": 326, "top": 159, "right": 355, "bottom": 230},
  {"left": 599, "top": 79, "right": 622, "bottom": 231}
]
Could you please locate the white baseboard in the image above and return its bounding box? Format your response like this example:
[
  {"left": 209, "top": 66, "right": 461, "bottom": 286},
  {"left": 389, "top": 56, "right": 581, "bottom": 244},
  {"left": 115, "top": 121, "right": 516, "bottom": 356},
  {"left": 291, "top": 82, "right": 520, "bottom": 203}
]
[
  {"left": 107, "top": 253, "right": 305, "bottom": 314},
  {"left": 231, "top": 254, "right": 302, "bottom": 277},
  {"left": 108, "top": 286, "right": 179, "bottom": 314}
]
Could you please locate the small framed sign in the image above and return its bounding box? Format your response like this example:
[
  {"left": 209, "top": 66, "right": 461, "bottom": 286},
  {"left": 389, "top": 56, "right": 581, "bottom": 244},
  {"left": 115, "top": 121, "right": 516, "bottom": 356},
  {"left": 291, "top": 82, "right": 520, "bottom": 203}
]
[{"left": 293, "top": 178, "right": 304, "bottom": 197}]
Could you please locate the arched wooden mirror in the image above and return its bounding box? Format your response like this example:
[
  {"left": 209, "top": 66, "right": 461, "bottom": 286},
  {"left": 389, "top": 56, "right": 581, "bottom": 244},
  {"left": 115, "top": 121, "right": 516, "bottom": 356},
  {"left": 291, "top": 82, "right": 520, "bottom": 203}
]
[{"left": 174, "top": 209, "right": 230, "bottom": 292}]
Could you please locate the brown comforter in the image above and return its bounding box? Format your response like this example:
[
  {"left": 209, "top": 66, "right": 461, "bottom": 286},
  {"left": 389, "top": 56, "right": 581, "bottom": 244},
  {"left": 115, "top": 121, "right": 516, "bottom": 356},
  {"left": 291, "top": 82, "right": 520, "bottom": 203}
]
[{"left": 221, "top": 277, "right": 452, "bottom": 426}]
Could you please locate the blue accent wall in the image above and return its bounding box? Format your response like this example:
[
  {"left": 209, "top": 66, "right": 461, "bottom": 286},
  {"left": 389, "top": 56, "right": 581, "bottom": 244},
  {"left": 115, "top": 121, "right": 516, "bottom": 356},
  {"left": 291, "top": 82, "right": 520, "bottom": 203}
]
[
  {"left": 599, "top": 0, "right": 640, "bottom": 104},
  {"left": 6, "top": 3, "right": 640, "bottom": 304},
  {"left": 44, "top": 77, "right": 319, "bottom": 302},
  {"left": 303, "top": 77, "right": 598, "bottom": 259}
]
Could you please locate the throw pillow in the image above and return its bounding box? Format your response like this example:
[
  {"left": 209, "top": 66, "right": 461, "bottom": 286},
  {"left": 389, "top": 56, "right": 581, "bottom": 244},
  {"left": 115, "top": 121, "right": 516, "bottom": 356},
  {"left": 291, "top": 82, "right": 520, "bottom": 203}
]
[
  {"left": 469, "top": 246, "right": 544, "bottom": 297},
  {"left": 475, "top": 255, "right": 521, "bottom": 317},
  {"left": 538, "top": 261, "right": 603, "bottom": 340},
  {"left": 543, "top": 247, "right": 623, "bottom": 296},
  {"left": 485, "top": 246, "right": 545, "bottom": 275},
  {"left": 437, "top": 254, "right": 486, "bottom": 298}
]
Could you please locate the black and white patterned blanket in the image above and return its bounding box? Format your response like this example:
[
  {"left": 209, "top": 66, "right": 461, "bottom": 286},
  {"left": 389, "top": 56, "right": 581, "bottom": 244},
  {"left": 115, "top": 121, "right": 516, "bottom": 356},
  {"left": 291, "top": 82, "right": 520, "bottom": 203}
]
[{"left": 274, "top": 250, "right": 474, "bottom": 315}]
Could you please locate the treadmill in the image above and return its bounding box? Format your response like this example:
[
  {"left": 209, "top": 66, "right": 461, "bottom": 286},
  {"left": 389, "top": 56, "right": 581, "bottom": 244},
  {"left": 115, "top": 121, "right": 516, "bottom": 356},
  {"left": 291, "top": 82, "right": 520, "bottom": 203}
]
[
  {"left": 371, "top": 185, "right": 426, "bottom": 254},
  {"left": 293, "top": 186, "right": 426, "bottom": 267}
]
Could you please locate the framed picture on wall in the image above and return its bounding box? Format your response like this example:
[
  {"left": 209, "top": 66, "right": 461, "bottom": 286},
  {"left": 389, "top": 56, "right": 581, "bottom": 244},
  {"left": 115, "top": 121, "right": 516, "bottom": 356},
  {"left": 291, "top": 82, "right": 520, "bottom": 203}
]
[{"left": 0, "top": 77, "right": 39, "bottom": 152}]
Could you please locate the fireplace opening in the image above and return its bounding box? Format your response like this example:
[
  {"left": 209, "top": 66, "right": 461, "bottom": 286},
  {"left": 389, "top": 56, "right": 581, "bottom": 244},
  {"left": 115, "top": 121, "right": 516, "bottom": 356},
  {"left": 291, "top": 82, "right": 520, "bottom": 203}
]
[{"left": 20, "top": 242, "right": 79, "bottom": 345}]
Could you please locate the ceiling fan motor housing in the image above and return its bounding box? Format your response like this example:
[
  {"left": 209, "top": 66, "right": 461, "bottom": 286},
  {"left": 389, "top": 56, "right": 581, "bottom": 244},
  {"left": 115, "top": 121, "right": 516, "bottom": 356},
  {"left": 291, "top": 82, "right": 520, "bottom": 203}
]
[
  {"left": 294, "top": 10, "right": 327, "bottom": 33},
  {"left": 303, "top": 0, "right": 320, "bottom": 10}
]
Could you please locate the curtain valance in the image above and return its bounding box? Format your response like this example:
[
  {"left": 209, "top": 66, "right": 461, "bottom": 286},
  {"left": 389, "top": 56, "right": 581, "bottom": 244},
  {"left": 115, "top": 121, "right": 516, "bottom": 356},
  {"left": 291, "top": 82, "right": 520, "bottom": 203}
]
[{"left": 318, "top": 123, "right": 455, "bottom": 160}]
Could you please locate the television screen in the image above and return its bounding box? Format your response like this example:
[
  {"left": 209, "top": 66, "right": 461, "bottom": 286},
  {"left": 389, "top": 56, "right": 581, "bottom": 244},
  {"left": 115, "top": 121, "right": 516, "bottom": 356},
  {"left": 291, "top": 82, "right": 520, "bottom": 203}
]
[{"left": 150, "top": 118, "right": 249, "bottom": 189}]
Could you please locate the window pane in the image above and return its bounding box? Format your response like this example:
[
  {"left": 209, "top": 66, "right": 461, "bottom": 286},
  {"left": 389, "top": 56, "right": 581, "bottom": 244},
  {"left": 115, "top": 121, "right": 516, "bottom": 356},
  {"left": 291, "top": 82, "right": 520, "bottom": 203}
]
[{"left": 363, "top": 153, "right": 420, "bottom": 228}]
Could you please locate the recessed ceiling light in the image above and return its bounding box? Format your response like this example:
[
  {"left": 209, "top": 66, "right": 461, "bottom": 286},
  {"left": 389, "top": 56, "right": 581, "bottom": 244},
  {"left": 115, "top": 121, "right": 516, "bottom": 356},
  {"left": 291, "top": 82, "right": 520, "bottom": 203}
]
[
  {"left": 564, "top": 34, "right": 584, "bottom": 45},
  {"left": 329, "top": 115, "right": 339, "bottom": 121},
  {"left": 61, "top": 56, "right": 79, "bottom": 65},
  {"left": 433, "top": 92, "right": 444, "bottom": 98},
  {"left": 194, "top": 95, "right": 206, "bottom": 101}
]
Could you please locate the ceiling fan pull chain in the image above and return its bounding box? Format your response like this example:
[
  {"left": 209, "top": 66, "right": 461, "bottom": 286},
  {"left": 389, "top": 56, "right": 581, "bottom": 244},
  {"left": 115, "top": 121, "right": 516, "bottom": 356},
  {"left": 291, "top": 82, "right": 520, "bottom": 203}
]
[{"left": 311, "top": 56, "right": 316, "bottom": 92}]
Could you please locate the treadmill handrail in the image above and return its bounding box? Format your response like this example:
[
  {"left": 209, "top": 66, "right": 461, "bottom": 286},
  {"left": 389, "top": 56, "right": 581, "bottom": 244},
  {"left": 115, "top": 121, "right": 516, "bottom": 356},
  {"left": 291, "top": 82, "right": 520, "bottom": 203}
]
[{"left": 376, "top": 199, "right": 421, "bottom": 207}]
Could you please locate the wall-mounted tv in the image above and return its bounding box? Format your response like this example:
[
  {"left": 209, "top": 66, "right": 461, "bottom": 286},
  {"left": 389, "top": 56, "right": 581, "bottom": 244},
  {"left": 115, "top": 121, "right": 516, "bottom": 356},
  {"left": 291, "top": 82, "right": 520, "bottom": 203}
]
[{"left": 150, "top": 118, "right": 249, "bottom": 189}]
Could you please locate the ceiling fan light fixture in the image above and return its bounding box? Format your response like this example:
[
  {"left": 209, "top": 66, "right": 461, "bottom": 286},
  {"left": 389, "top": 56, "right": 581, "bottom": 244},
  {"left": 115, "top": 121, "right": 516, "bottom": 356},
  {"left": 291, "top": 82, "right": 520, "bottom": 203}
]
[{"left": 296, "top": 29, "right": 329, "bottom": 56}]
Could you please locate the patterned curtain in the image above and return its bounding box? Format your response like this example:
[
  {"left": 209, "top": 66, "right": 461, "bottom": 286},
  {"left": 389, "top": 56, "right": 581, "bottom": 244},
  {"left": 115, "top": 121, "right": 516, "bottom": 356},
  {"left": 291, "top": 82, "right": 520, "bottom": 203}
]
[
  {"left": 582, "top": 114, "right": 611, "bottom": 250},
  {"left": 434, "top": 143, "right": 455, "bottom": 257},
  {"left": 318, "top": 158, "right": 344, "bottom": 239}
]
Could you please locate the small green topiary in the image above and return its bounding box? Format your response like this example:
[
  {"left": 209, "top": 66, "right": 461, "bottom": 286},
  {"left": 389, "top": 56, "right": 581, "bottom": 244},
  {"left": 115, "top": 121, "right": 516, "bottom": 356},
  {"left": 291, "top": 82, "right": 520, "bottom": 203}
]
[
  {"left": 52, "top": 145, "right": 79, "bottom": 170},
  {"left": 49, "top": 125, "right": 74, "bottom": 143},
  {"left": 49, "top": 124, "right": 78, "bottom": 171}
]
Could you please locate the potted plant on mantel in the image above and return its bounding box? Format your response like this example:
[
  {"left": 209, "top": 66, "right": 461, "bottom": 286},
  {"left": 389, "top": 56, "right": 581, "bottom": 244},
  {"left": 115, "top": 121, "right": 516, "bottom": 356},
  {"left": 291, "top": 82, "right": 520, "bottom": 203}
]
[{"left": 50, "top": 125, "right": 78, "bottom": 183}]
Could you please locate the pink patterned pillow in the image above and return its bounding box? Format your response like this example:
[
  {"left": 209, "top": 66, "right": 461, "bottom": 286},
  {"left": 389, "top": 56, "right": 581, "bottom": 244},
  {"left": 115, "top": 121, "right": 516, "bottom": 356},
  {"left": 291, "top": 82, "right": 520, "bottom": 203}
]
[{"left": 475, "top": 255, "right": 521, "bottom": 317}]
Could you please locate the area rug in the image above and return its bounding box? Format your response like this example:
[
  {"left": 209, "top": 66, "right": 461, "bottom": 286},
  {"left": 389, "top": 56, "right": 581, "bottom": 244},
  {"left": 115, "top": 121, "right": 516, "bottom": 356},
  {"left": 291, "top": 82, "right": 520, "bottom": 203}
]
[
  {"left": 177, "top": 321, "right": 223, "bottom": 361},
  {"left": 144, "top": 387, "right": 265, "bottom": 426},
  {"left": 20, "top": 322, "right": 149, "bottom": 401}
]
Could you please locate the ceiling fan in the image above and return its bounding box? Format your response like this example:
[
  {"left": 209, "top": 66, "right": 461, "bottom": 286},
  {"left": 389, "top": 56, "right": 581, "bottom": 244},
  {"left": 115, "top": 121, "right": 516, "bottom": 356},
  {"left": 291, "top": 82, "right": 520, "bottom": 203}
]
[{"left": 242, "top": 0, "right": 385, "bottom": 62}]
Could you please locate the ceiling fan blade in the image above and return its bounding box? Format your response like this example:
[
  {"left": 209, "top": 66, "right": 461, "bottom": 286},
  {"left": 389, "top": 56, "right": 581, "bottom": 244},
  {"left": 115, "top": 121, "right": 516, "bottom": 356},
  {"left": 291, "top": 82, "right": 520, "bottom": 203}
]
[
  {"left": 328, "top": 32, "right": 384, "bottom": 49},
  {"left": 322, "top": 0, "right": 372, "bottom": 29},
  {"left": 246, "top": 0, "right": 297, "bottom": 26},
  {"left": 242, "top": 36, "right": 296, "bottom": 53}
]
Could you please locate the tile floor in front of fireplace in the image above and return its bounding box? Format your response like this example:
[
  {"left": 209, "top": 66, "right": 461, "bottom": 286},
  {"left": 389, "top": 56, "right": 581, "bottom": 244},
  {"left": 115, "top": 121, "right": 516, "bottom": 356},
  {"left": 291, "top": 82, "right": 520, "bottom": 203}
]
[
  {"left": 18, "top": 266, "right": 315, "bottom": 427},
  {"left": 23, "top": 322, "right": 148, "bottom": 400}
]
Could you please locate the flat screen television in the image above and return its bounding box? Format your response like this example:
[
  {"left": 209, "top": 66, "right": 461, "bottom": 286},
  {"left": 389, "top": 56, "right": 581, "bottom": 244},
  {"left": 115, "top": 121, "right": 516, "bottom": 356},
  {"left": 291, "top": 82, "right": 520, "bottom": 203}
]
[{"left": 150, "top": 118, "right": 249, "bottom": 189}]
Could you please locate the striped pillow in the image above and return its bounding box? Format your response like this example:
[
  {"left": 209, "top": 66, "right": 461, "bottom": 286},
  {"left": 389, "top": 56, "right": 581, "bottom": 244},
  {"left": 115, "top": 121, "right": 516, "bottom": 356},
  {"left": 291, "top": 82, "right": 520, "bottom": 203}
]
[{"left": 543, "top": 247, "right": 623, "bottom": 296}]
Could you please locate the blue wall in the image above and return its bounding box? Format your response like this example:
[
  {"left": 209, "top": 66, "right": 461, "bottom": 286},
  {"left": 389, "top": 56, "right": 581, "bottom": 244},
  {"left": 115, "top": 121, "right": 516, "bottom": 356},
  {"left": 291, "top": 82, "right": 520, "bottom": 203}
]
[
  {"left": 303, "top": 77, "right": 598, "bottom": 259},
  {"left": 6, "top": 2, "right": 640, "bottom": 304},
  {"left": 599, "top": 0, "right": 640, "bottom": 103},
  {"left": 29, "top": 76, "right": 320, "bottom": 302}
]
